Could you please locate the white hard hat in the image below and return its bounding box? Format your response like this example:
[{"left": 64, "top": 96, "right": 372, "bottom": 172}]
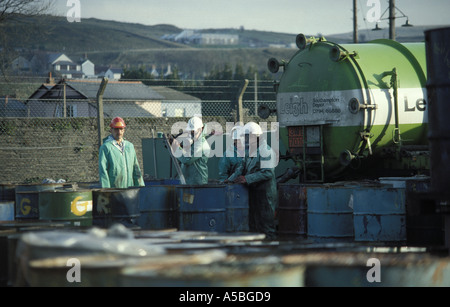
[
  {"left": 231, "top": 125, "right": 243, "bottom": 140},
  {"left": 243, "top": 122, "right": 263, "bottom": 137},
  {"left": 186, "top": 116, "right": 203, "bottom": 132}
]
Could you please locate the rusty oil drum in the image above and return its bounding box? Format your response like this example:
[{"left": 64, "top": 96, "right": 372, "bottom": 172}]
[
  {"left": 352, "top": 187, "right": 406, "bottom": 243},
  {"left": 177, "top": 184, "right": 249, "bottom": 233},
  {"left": 277, "top": 184, "right": 309, "bottom": 239},
  {"left": 176, "top": 184, "right": 226, "bottom": 232},
  {"left": 307, "top": 184, "right": 354, "bottom": 243},
  {"left": 425, "top": 27, "right": 450, "bottom": 197},
  {"left": 137, "top": 185, "right": 178, "bottom": 230},
  {"left": 0, "top": 202, "right": 15, "bottom": 221},
  {"left": 93, "top": 188, "right": 140, "bottom": 228},
  {"left": 14, "top": 183, "right": 66, "bottom": 220},
  {"left": 224, "top": 184, "right": 249, "bottom": 232},
  {"left": 0, "top": 184, "right": 16, "bottom": 202},
  {"left": 177, "top": 185, "right": 227, "bottom": 232}
]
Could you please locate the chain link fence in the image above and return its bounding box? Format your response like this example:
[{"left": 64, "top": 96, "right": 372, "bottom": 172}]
[{"left": 0, "top": 77, "right": 278, "bottom": 184}]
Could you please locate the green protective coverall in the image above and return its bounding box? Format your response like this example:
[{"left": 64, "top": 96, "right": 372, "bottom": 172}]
[
  {"left": 218, "top": 146, "right": 244, "bottom": 182},
  {"left": 176, "top": 131, "right": 211, "bottom": 185},
  {"left": 228, "top": 141, "right": 278, "bottom": 239},
  {"left": 99, "top": 135, "right": 145, "bottom": 188}
]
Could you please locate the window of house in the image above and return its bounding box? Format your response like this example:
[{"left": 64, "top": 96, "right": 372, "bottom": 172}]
[
  {"left": 55, "top": 104, "right": 77, "bottom": 117},
  {"left": 174, "top": 108, "right": 185, "bottom": 117},
  {"left": 67, "top": 105, "right": 77, "bottom": 117}
]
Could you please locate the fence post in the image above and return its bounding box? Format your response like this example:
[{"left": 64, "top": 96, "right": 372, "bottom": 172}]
[
  {"left": 236, "top": 79, "right": 249, "bottom": 123},
  {"left": 97, "top": 77, "right": 108, "bottom": 148}
]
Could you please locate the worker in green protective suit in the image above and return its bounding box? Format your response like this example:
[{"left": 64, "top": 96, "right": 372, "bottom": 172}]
[
  {"left": 99, "top": 117, "right": 145, "bottom": 188},
  {"left": 218, "top": 125, "right": 244, "bottom": 182},
  {"left": 227, "top": 122, "right": 278, "bottom": 239},
  {"left": 171, "top": 116, "right": 210, "bottom": 185}
]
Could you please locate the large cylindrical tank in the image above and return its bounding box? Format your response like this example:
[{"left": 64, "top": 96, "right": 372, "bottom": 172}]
[{"left": 271, "top": 35, "right": 428, "bottom": 180}]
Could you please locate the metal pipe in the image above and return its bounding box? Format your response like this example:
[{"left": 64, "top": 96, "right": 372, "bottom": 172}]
[
  {"left": 389, "top": 0, "right": 396, "bottom": 40},
  {"left": 353, "top": 0, "right": 358, "bottom": 43}
]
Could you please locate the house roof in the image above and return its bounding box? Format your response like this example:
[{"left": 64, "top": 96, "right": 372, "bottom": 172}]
[
  {"left": 27, "top": 84, "right": 55, "bottom": 101},
  {"left": 53, "top": 61, "right": 77, "bottom": 66},
  {"left": 45, "top": 80, "right": 165, "bottom": 100},
  {"left": 27, "top": 80, "right": 203, "bottom": 103},
  {"left": 48, "top": 53, "right": 73, "bottom": 65},
  {"left": 151, "top": 86, "right": 200, "bottom": 102},
  {"left": 107, "top": 68, "right": 123, "bottom": 74},
  {"left": 0, "top": 97, "right": 26, "bottom": 110}
]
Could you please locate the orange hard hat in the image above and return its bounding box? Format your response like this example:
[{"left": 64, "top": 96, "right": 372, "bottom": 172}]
[{"left": 110, "top": 117, "right": 126, "bottom": 128}]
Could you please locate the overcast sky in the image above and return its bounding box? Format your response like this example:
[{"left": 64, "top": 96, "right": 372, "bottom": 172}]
[{"left": 56, "top": 0, "right": 450, "bottom": 35}]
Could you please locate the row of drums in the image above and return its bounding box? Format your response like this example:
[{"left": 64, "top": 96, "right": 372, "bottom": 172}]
[
  {"left": 277, "top": 176, "right": 444, "bottom": 246},
  {"left": 0, "top": 181, "right": 249, "bottom": 233},
  {"left": 1, "top": 176, "right": 442, "bottom": 246}
]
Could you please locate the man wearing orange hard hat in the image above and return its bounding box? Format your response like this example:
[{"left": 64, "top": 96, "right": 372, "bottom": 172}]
[{"left": 98, "top": 117, "right": 144, "bottom": 188}]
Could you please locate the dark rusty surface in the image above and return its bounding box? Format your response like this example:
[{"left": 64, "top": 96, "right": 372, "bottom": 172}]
[{"left": 277, "top": 184, "right": 308, "bottom": 239}]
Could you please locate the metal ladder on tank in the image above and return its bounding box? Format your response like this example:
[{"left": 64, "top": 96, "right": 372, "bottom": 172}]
[{"left": 300, "top": 125, "right": 325, "bottom": 183}]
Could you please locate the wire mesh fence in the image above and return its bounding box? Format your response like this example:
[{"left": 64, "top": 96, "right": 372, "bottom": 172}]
[{"left": 0, "top": 77, "right": 278, "bottom": 184}]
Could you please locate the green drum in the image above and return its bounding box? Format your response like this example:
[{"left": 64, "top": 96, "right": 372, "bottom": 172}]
[{"left": 39, "top": 189, "right": 93, "bottom": 227}]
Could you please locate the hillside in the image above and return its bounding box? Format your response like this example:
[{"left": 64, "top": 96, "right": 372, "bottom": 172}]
[
  {"left": 1, "top": 16, "right": 187, "bottom": 51},
  {"left": 1, "top": 15, "right": 445, "bottom": 80}
]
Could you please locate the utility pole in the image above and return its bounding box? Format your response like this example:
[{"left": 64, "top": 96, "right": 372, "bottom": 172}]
[
  {"left": 97, "top": 77, "right": 108, "bottom": 148},
  {"left": 389, "top": 0, "right": 396, "bottom": 40},
  {"left": 254, "top": 73, "right": 258, "bottom": 116},
  {"left": 236, "top": 79, "right": 249, "bottom": 124},
  {"left": 353, "top": 0, "right": 358, "bottom": 43}
]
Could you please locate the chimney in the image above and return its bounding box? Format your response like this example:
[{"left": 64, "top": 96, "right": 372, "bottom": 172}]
[{"left": 47, "top": 72, "right": 55, "bottom": 85}]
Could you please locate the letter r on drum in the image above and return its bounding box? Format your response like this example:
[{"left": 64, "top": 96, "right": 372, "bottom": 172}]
[{"left": 366, "top": 258, "right": 381, "bottom": 283}]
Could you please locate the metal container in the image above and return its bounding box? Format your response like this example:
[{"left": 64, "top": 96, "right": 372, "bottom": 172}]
[
  {"left": 307, "top": 184, "right": 354, "bottom": 242},
  {"left": 0, "top": 184, "right": 16, "bottom": 202},
  {"left": 162, "top": 179, "right": 181, "bottom": 185},
  {"left": 143, "top": 179, "right": 165, "bottom": 186},
  {"left": 278, "top": 184, "right": 308, "bottom": 239},
  {"left": 0, "top": 202, "right": 14, "bottom": 221},
  {"left": 405, "top": 177, "right": 444, "bottom": 246},
  {"left": 273, "top": 36, "right": 428, "bottom": 180},
  {"left": 283, "top": 252, "right": 450, "bottom": 287},
  {"left": 39, "top": 189, "right": 93, "bottom": 227},
  {"left": 121, "top": 256, "right": 305, "bottom": 287},
  {"left": 177, "top": 185, "right": 226, "bottom": 232},
  {"left": 14, "top": 183, "right": 65, "bottom": 220},
  {"left": 224, "top": 184, "right": 249, "bottom": 232},
  {"left": 93, "top": 188, "right": 140, "bottom": 228},
  {"left": 15, "top": 191, "right": 40, "bottom": 220},
  {"left": 353, "top": 187, "right": 406, "bottom": 243},
  {"left": 137, "top": 185, "right": 178, "bottom": 230},
  {"left": 425, "top": 27, "right": 450, "bottom": 195},
  {"left": 76, "top": 182, "right": 102, "bottom": 189},
  {"left": 27, "top": 254, "right": 128, "bottom": 287}
]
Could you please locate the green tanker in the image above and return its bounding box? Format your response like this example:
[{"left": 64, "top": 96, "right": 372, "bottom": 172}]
[{"left": 267, "top": 34, "right": 429, "bottom": 182}]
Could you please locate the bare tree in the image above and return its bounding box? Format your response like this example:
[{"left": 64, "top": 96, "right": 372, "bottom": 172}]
[
  {"left": 0, "top": 0, "right": 55, "bottom": 23},
  {"left": 0, "top": 0, "right": 55, "bottom": 93}
]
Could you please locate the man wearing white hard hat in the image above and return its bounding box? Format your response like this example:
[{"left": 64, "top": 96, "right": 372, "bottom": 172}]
[
  {"left": 227, "top": 122, "right": 278, "bottom": 239},
  {"left": 171, "top": 116, "right": 210, "bottom": 185},
  {"left": 218, "top": 124, "right": 244, "bottom": 182}
]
